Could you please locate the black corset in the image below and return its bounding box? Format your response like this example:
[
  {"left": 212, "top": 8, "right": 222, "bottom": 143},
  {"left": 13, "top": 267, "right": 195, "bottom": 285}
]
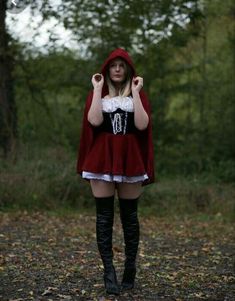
[{"left": 98, "top": 109, "right": 136, "bottom": 135}]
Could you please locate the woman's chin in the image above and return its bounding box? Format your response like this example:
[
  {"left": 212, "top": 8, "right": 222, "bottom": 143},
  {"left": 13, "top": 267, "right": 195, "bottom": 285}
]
[{"left": 111, "top": 78, "right": 125, "bottom": 84}]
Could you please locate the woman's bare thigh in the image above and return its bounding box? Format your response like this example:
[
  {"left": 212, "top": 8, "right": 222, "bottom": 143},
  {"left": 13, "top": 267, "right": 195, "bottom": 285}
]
[
  {"left": 90, "top": 179, "right": 116, "bottom": 197},
  {"left": 117, "top": 182, "right": 143, "bottom": 199}
]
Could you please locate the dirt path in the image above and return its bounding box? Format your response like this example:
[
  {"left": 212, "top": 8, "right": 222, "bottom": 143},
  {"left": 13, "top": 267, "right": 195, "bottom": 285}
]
[{"left": 0, "top": 211, "right": 234, "bottom": 300}]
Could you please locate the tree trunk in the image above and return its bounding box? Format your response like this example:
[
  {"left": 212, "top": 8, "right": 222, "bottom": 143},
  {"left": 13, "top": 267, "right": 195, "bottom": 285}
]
[
  {"left": 0, "top": 0, "right": 17, "bottom": 157},
  {"left": 198, "top": 10, "right": 208, "bottom": 172}
]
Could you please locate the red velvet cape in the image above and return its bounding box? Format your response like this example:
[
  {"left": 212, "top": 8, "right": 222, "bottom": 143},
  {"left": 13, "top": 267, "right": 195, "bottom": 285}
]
[{"left": 76, "top": 48, "right": 155, "bottom": 185}]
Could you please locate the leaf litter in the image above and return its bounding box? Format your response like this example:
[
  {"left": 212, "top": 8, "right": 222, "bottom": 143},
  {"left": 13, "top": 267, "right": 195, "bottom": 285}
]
[{"left": 0, "top": 211, "right": 234, "bottom": 300}]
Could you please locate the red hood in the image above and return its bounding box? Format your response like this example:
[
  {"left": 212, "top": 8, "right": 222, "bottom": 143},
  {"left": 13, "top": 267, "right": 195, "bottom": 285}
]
[{"left": 100, "top": 48, "right": 136, "bottom": 77}]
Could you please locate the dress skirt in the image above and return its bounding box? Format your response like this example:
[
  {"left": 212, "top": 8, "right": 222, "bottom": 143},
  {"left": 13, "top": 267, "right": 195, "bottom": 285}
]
[{"left": 82, "top": 132, "right": 148, "bottom": 182}]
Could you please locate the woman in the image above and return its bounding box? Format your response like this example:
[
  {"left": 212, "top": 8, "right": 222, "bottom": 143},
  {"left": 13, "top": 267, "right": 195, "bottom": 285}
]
[{"left": 77, "top": 48, "right": 154, "bottom": 295}]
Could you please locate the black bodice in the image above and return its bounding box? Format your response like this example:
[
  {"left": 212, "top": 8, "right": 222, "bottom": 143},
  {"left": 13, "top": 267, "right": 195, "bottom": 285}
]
[{"left": 98, "top": 108, "right": 136, "bottom": 135}]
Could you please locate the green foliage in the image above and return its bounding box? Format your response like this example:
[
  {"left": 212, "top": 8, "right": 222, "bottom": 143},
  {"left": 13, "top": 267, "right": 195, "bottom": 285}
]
[
  {"left": 141, "top": 176, "right": 235, "bottom": 221},
  {"left": 0, "top": 145, "right": 92, "bottom": 210},
  {"left": 153, "top": 0, "right": 235, "bottom": 176},
  {"left": 0, "top": 146, "right": 234, "bottom": 221},
  {"left": 7, "top": 0, "right": 233, "bottom": 180},
  {"left": 1, "top": 0, "right": 234, "bottom": 212},
  {"left": 14, "top": 50, "right": 93, "bottom": 149}
]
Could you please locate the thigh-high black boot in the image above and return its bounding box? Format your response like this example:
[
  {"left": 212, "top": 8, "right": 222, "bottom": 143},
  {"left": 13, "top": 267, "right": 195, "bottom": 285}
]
[
  {"left": 95, "top": 196, "right": 120, "bottom": 295},
  {"left": 119, "top": 197, "right": 140, "bottom": 290}
]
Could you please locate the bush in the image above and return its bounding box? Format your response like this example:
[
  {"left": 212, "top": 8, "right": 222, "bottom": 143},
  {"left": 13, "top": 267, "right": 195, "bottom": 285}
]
[{"left": 0, "top": 145, "right": 234, "bottom": 221}]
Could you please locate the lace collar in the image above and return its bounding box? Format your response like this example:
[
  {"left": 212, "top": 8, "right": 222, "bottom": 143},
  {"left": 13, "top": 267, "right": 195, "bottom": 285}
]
[{"left": 101, "top": 96, "right": 134, "bottom": 113}]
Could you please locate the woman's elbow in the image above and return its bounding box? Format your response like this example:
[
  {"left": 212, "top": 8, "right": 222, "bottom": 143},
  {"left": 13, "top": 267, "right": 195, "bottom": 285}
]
[
  {"left": 87, "top": 114, "right": 103, "bottom": 127},
  {"left": 135, "top": 116, "right": 149, "bottom": 131},
  {"left": 136, "top": 123, "right": 148, "bottom": 131}
]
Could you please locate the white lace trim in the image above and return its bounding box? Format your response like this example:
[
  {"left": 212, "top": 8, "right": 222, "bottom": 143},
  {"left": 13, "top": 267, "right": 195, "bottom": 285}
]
[
  {"left": 82, "top": 171, "right": 148, "bottom": 183},
  {"left": 102, "top": 96, "right": 134, "bottom": 113},
  {"left": 109, "top": 111, "right": 128, "bottom": 135}
]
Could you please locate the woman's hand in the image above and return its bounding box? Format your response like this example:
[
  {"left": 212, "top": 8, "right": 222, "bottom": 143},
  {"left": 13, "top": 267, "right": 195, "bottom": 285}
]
[
  {"left": 88, "top": 73, "right": 104, "bottom": 126},
  {"left": 91, "top": 73, "right": 104, "bottom": 91},
  {"left": 131, "top": 76, "right": 143, "bottom": 93}
]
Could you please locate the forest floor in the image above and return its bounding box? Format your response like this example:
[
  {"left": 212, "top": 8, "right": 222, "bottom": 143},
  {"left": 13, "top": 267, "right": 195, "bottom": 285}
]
[{"left": 0, "top": 210, "right": 235, "bottom": 301}]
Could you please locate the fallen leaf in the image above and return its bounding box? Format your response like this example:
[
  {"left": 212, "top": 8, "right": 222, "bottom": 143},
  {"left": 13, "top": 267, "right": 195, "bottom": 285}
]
[{"left": 42, "top": 287, "right": 58, "bottom": 296}]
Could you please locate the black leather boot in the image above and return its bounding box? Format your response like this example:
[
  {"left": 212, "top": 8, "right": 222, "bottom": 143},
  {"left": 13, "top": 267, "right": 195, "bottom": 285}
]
[
  {"left": 95, "top": 196, "right": 120, "bottom": 295},
  {"left": 119, "top": 197, "right": 140, "bottom": 291}
]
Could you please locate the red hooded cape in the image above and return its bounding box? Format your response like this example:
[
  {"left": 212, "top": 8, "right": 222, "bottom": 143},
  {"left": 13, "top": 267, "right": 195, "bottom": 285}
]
[{"left": 77, "top": 48, "right": 154, "bottom": 185}]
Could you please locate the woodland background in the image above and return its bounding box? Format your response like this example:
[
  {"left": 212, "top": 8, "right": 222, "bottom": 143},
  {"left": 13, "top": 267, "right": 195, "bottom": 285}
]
[{"left": 0, "top": 0, "right": 234, "bottom": 220}]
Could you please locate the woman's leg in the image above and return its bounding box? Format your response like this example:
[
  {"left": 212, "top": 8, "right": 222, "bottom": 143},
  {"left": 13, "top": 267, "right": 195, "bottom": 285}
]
[
  {"left": 117, "top": 182, "right": 142, "bottom": 199},
  {"left": 90, "top": 179, "right": 115, "bottom": 197},
  {"left": 91, "top": 180, "right": 119, "bottom": 295},
  {"left": 117, "top": 182, "right": 142, "bottom": 290}
]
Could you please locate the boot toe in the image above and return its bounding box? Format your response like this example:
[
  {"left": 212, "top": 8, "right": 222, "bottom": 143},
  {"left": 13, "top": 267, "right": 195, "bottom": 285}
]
[
  {"left": 121, "top": 282, "right": 134, "bottom": 291},
  {"left": 106, "top": 285, "right": 120, "bottom": 295}
]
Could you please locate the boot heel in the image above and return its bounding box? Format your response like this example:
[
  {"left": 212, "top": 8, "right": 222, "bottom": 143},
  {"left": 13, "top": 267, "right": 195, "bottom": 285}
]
[
  {"left": 104, "top": 265, "right": 120, "bottom": 295},
  {"left": 121, "top": 266, "right": 136, "bottom": 290}
]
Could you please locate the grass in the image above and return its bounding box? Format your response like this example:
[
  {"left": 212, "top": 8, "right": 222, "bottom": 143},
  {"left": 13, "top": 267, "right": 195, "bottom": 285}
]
[{"left": 0, "top": 144, "right": 234, "bottom": 221}]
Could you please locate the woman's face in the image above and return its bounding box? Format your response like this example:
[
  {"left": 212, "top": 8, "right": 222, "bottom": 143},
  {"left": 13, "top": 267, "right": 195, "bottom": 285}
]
[{"left": 109, "top": 58, "right": 126, "bottom": 84}]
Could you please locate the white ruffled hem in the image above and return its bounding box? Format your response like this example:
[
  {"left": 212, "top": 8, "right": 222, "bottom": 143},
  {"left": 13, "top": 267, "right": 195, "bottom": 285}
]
[{"left": 82, "top": 171, "right": 148, "bottom": 183}]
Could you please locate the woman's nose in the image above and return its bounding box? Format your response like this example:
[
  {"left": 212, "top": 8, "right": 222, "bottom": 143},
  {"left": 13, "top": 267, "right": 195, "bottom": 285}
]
[{"left": 115, "top": 65, "right": 120, "bottom": 71}]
